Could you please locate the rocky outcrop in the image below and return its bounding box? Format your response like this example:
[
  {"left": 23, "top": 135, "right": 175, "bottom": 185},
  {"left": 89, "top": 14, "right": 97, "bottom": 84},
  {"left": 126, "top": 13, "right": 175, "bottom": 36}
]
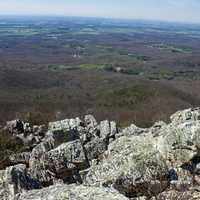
[
  {"left": 0, "top": 164, "right": 41, "bottom": 200},
  {"left": 170, "top": 107, "right": 200, "bottom": 125},
  {"left": 2, "top": 108, "right": 200, "bottom": 199},
  {"left": 4, "top": 120, "right": 46, "bottom": 149},
  {"left": 83, "top": 135, "right": 168, "bottom": 197},
  {"left": 0, "top": 115, "right": 120, "bottom": 199},
  {"left": 42, "top": 139, "right": 88, "bottom": 183},
  {"left": 151, "top": 190, "right": 200, "bottom": 200},
  {"left": 18, "top": 184, "right": 128, "bottom": 200}
]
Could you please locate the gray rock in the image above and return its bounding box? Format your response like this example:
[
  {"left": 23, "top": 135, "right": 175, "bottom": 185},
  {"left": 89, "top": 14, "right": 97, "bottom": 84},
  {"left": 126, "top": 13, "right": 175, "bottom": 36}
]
[
  {"left": 4, "top": 120, "right": 46, "bottom": 149},
  {"left": 149, "top": 121, "right": 167, "bottom": 136},
  {"left": 0, "top": 164, "right": 41, "bottom": 200},
  {"left": 84, "top": 138, "right": 107, "bottom": 160},
  {"left": 3, "top": 108, "right": 200, "bottom": 199},
  {"left": 99, "top": 120, "right": 118, "bottom": 140},
  {"left": 29, "top": 138, "right": 88, "bottom": 185},
  {"left": 18, "top": 184, "right": 128, "bottom": 200},
  {"left": 100, "top": 120, "right": 110, "bottom": 139},
  {"left": 5, "top": 119, "right": 24, "bottom": 134},
  {"left": 33, "top": 125, "right": 46, "bottom": 138},
  {"left": 84, "top": 135, "right": 168, "bottom": 198},
  {"left": 83, "top": 119, "right": 118, "bottom": 160},
  {"left": 118, "top": 124, "right": 147, "bottom": 138},
  {"left": 110, "top": 121, "right": 118, "bottom": 137},
  {"left": 24, "top": 123, "right": 32, "bottom": 134},
  {"left": 195, "top": 163, "right": 200, "bottom": 175},
  {"left": 28, "top": 137, "right": 55, "bottom": 185},
  {"left": 43, "top": 139, "right": 88, "bottom": 182},
  {"left": 84, "top": 115, "right": 98, "bottom": 129},
  {"left": 48, "top": 117, "right": 82, "bottom": 131},
  {"left": 8, "top": 152, "right": 30, "bottom": 166},
  {"left": 150, "top": 190, "right": 200, "bottom": 200},
  {"left": 83, "top": 115, "right": 99, "bottom": 142},
  {"left": 170, "top": 107, "right": 200, "bottom": 125},
  {"left": 0, "top": 151, "right": 30, "bottom": 171},
  {"left": 155, "top": 121, "right": 200, "bottom": 167},
  {"left": 48, "top": 118, "right": 82, "bottom": 145}
]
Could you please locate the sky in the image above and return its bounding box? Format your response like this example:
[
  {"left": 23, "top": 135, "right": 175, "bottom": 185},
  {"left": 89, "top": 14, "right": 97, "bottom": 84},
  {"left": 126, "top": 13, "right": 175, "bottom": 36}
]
[{"left": 0, "top": 0, "right": 200, "bottom": 24}]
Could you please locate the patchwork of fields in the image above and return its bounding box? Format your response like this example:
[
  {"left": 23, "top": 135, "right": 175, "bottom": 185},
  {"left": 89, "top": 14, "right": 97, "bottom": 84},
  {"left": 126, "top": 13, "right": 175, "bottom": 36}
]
[{"left": 1, "top": 16, "right": 200, "bottom": 126}]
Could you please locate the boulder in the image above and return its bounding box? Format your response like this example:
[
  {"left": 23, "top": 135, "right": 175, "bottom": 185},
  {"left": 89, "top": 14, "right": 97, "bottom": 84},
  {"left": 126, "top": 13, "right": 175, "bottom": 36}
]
[
  {"left": 84, "top": 115, "right": 98, "bottom": 130},
  {"left": 28, "top": 136, "right": 55, "bottom": 185},
  {"left": 8, "top": 152, "right": 30, "bottom": 166},
  {"left": 83, "top": 119, "right": 118, "bottom": 160},
  {"left": 3, "top": 108, "right": 200, "bottom": 199},
  {"left": 99, "top": 120, "right": 118, "bottom": 140},
  {"left": 149, "top": 121, "right": 167, "bottom": 136},
  {"left": 99, "top": 120, "right": 110, "bottom": 139},
  {"left": 48, "top": 118, "right": 82, "bottom": 145},
  {"left": 83, "top": 135, "right": 169, "bottom": 198},
  {"left": 18, "top": 184, "right": 128, "bottom": 200},
  {"left": 4, "top": 120, "right": 46, "bottom": 148},
  {"left": 29, "top": 138, "right": 88, "bottom": 185},
  {"left": 0, "top": 164, "right": 41, "bottom": 200},
  {"left": 155, "top": 121, "right": 200, "bottom": 167},
  {"left": 151, "top": 190, "right": 200, "bottom": 200},
  {"left": 118, "top": 124, "right": 147, "bottom": 138},
  {"left": 43, "top": 139, "right": 88, "bottom": 182},
  {"left": 154, "top": 114, "right": 200, "bottom": 191},
  {"left": 84, "top": 138, "right": 107, "bottom": 160},
  {"left": 24, "top": 123, "right": 32, "bottom": 134},
  {"left": 5, "top": 120, "right": 24, "bottom": 135},
  {"left": 83, "top": 115, "right": 99, "bottom": 143},
  {"left": 48, "top": 118, "right": 82, "bottom": 131},
  {"left": 170, "top": 108, "right": 200, "bottom": 125}
]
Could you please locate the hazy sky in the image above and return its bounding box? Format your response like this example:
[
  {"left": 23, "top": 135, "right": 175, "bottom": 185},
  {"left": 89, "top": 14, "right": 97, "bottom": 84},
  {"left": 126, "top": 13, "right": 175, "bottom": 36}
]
[{"left": 0, "top": 0, "right": 200, "bottom": 23}]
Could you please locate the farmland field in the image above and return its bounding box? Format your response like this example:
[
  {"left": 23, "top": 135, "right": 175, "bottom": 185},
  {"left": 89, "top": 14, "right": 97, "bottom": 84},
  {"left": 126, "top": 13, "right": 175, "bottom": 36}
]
[{"left": 1, "top": 16, "right": 200, "bottom": 126}]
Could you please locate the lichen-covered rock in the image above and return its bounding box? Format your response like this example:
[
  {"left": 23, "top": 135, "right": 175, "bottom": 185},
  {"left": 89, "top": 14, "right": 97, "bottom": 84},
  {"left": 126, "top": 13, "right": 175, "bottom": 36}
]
[
  {"left": 82, "top": 117, "right": 118, "bottom": 160},
  {"left": 170, "top": 107, "right": 200, "bottom": 125},
  {"left": 149, "top": 121, "right": 167, "bottom": 136},
  {"left": 99, "top": 120, "right": 110, "bottom": 139},
  {"left": 32, "top": 125, "right": 46, "bottom": 137},
  {"left": 4, "top": 120, "right": 46, "bottom": 149},
  {"left": 30, "top": 136, "right": 55, "bottom": 160},
  {"left": 84, "top": 138, "right": 107, "bottom": 160},
  {"left": 84, "top": 115, "right": 97, "bottom": 129},
  {"left": 29, "top": 138, "right": 88, "bottom": 185},
  {"left": 0, "top": 152, "right": 30, "bottom": 171},
  {"left": 118, "top": 124, "right": 147, "bottom": 138},
  {"left": 84, "top": 135, "right": 169, "bottom": 198},
  {"left": 3, "top": 108, "right": 200, "bottom": 199},
  {"left": 99, "top": 120, "right": 118, "bottom": 140},
  {"left": 18, "top": 184, "right": 129, "bottom": 200},
  {"left": 151, "top": 190, "right": 200, "bottom": 200},
  {"left": 155, "top": 120, "right": 200, "bottom": 167},
  {"left": 110, "top": 121, "right": 118, "bottom": 137},
  {"left": 5, "top": 119, "right": 24, "bottom": 134},
  {"left": 28, "top": 136, "right": 55, "bottom": 185},
  {"left": 82, "top": 115, "right": 99, "bottom": 143},
  {"left": 43, "top": 139, "right": 88, "bottom": 182},
  {"left": 153, "top": 113, "right": 200, "bottom": 191},
  {"left": 0, "top": 164, "right": 41, "bottom": 200},
  {"left": 8, "top": 152, "right": 30, "bottom": 166},
  {"left": 49, "top": 118, "right": 82, "bottom": 131},
  {"left": 48, "top": 118, "right": 82, "bottom": 146}
]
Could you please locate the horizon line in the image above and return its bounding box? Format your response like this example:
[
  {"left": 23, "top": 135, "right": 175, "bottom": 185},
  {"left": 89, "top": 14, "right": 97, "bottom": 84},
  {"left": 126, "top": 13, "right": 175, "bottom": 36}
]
[{"left": 0, "top": 14, "right": 200, "bottom": 26}]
